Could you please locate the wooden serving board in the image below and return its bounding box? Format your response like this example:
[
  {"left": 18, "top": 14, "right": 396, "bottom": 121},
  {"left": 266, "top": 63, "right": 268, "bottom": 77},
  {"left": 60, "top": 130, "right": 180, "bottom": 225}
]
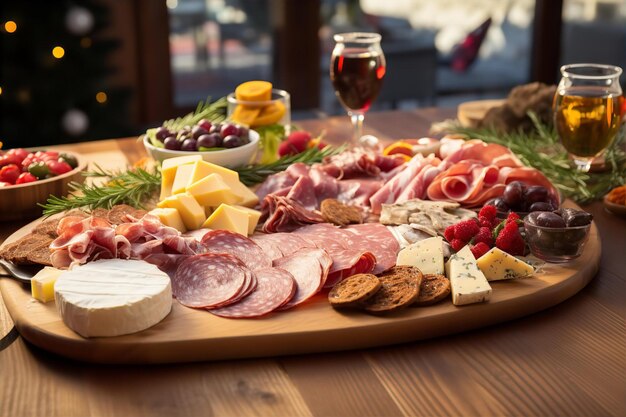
[{"left": 0, "top": 201, "right": 600, "bottom": 364}]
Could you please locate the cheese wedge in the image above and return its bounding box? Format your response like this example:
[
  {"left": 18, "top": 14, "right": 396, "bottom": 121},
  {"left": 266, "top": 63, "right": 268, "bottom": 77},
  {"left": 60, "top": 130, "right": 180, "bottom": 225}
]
[
  {"left": 149, "top": 207, "right": 187, "bottom": 233},
  {"left": 157, "top": 193, "right": 206, "bottom": 230},
  {"left": 160, "top": 155, "right": 202, "bottom": 200},
  {"left": 171, "top": 163, "right": 196, "bottom": 195},
  {"left": 396, "top": 236, "right": 444, "bottom": 275},
  {"left": 476, "top": 247, "right": 534, "bottom": 281},
  {"left": 233, "top": 205, "right": 262, "bottom": 235},
  {"left": 184, "top": 161, "right": 259, "bottom": 208},
  {"left": 445, "top": 245, "right": 492, "bottom": 305},
  {"left": 228, "top": 181, "right": 259, "bottom": 208},
  {"left": 186, "top": 173, "right": 241, "bottom": 207},
  {"left": 31, "top": 267, "right": 63, "bottom": 303},
  {"left": 202, "top": 204, "right": 250, "bottom": 236},
  {"left": 54, "top": 259, "right": 172, "bottom": 338}
]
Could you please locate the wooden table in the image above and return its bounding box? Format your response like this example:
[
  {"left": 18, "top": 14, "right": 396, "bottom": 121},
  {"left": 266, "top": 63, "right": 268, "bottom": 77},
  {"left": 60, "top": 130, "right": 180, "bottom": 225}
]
[{"left": 1, "top": 109, "right": 624, "bottom": 417}]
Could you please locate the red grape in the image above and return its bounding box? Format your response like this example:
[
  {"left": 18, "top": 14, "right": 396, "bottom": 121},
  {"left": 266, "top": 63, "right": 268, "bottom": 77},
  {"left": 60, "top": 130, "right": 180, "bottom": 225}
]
[
  {"left": 191, "top": 126, "right": 208, "bottom": 140},
  {"left": 155, "top": 127, "right": 170, "bottom": 141},
  {"left": 197, "top": 134, "right": 219, "bottom": 148},
  {"left": 181, "top": 138, "right": 198, "bottom": 151},
  {"left": 164, "top": 137, "right": 181, "bottom": 150},
  {"left": 198, "top": 119, "right": 212, "bottom": 131},
  {"left": 222, "top": 135, "right": 242, "bottom": 148},
  {"left": 220, "top": 124, "right": 238, "bottom": 138}
]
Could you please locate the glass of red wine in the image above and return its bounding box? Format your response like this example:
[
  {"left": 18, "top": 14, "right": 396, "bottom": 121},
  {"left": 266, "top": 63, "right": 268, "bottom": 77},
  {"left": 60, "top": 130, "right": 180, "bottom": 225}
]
[{"left": 330, "top": 32, "right": 386, "bottom": 147}]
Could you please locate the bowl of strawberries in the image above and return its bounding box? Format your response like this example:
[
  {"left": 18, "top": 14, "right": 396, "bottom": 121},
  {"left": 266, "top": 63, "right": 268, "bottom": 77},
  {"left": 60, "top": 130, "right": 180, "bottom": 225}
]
[{"left": 0, "top": 148, "right": 86, "bottom": 221}]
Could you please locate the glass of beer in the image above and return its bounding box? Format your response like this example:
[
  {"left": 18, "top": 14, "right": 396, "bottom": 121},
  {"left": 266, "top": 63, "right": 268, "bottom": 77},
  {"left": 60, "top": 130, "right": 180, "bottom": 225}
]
[
  {"left": 330, "top": 33, "right": 386, "bottom": 146},
  {"left": 554, "top": 63, "right": 623, "bottom": 172}
]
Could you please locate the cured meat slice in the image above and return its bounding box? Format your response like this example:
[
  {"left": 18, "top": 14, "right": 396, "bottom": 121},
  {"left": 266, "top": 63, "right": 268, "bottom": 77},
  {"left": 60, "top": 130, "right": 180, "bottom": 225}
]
[
  {"left": 201, "top": 230, "right": 271, "bottom": 271},
  {"left": 172, "top": 253, "right": 248, "bottom": 308},
  {"left": 291, "top": 223, "right": 347, "bottom": 253},
  {"left": 261, "top": 196, "right": 324, "bottom": 233},
  {"left": 344, "top": 223, "right": 400, "bottom": 274},
  {"left": 275, "top": 248, "right": 328, "bottom": 310},
  {"left": 286, "top": 176, "right": 318, "bottom": 211},
  {"left": 325, "top": 250, "right": 376, "bottom": 288},
  {"left": 209, "top": 267, "right": 296, "bottom": 318},
  {"left": 251, "top": 233, "right": 316, "bottom": 260}
]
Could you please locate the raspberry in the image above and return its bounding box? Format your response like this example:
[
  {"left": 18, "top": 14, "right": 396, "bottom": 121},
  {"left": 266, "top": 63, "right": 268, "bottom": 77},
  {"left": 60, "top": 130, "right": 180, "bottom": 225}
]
[
  {"left": 453, "top": 219, "right": 479, "bottom": 242},
  {"left": 472, "top": 226, "right": 494, "bottom": 247},
  {"left": 506, "top": 212, "right": 520, "bottom": 223},
  {"left": 444, "top": 225, "right": 456, "bottom": 242},
  {"left": 478, "top": 216, "right": 493, "bottom": 229},
  {"left": 450, "top": 238, "right": 466, "bottom": 252},
  {"left": 470, "top": 242, "right": 491, "bottom": 259},
  {"left": 478, "top": 205, "right": 497, "bottom": 221},
  {"left": 495, "top": 221, "right": 525, "bottom": 256}
]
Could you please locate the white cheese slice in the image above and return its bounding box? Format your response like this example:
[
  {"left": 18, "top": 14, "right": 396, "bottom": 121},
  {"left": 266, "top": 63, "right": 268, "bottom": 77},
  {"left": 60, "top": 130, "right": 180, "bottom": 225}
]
[
  {"left": 476, "top": 247, "right": 534, "bottom": 281},
  {"left": 445, "top": 245, "right": 492, "bottom": 306},
  {"left": 396, "top": 236, "right": 444, "bottom": 275},
  {"left": 54, "top": 259, "right": 172, "bottom": 338}
]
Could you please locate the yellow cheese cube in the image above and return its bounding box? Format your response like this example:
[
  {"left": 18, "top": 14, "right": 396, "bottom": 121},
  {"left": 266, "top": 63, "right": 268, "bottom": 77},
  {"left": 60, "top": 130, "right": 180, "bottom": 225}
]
[
  {"left": 186, "top": 173, "right": 242, "bottom": 207},
  {"left": 233, "top": 205, "right": 262, "bottom": 235},
  {"left": 202, "top": 204, "right": 250, "bottom": 236},
  {"left": 186, "top": 161, "right": 259, "bottom": 207},
  {"left": 160, "top": 155, "right": 202, "bottom": 200},
  {"left": 171, "top": 163, "right": 197, "bottom": 195},
  {"left": 149, "top": 208, "right": 187, "bottom": 233},
  {"left": 204, "top": 206, "right": 214, "bottom": 218},
  {"left": 229, "top": 181, "right": 259, "bottom": 208},
  {"left": 157, "top": 193, "right": 206, "bottom": 230},
  {"left": 31, "top": 267, "right": 63, "bottom": 303}
]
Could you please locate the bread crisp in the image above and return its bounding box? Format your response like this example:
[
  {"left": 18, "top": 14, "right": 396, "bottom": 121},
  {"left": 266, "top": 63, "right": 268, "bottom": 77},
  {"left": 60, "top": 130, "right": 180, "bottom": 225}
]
[
  {"left": 107, "top": 204, "right": 146, "bottom": 225},
  {"left": 328, "top": 273, "right": 381, "bottom": 308},
  {"left": 321, "top": 199, "right": 362, "bottom": 226},
  {"left": 415, "top": 274, "right": 450, "bottom": 306},
  {"left": 363, "top": 266, "right": 423, "bottom": 313}
]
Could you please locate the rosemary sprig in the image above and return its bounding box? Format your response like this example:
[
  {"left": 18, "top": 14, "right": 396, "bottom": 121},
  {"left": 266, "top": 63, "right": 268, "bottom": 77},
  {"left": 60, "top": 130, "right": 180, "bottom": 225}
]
[
  {"left": 441, "top": 113, "right": 626, "bottom": 204},
  {"left": 163, "top": 97, "right": 227, "bottom": 131},
  {"left": 40, "top": 164, "right": 161, "bottom": 216}
]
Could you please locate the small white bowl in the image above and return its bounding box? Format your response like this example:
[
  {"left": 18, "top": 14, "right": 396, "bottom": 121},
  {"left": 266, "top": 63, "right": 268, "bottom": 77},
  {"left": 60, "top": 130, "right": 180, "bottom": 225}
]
[{"left": 143, "top": 129, "right": 260, "bottom": 168}]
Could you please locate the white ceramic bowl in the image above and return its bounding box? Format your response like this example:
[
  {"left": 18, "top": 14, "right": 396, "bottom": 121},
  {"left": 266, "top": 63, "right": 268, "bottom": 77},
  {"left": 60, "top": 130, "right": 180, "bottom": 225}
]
[{"left": 143, "top": 129, "right": 260, "bottom": 168}]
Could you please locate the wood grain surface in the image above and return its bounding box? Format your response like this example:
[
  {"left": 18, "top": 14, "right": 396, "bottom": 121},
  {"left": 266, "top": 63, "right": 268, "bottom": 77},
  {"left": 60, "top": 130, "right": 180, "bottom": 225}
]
[{"left": 1, "top": 109, "right": 624, "bottom": 417}]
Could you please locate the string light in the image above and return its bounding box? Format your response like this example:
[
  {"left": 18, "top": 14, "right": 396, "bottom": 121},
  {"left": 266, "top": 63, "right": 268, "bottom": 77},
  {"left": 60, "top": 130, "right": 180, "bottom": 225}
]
[
  {"left": 52, "top": 46, "right": 65, "bottom": 59},
  {"left": 0, "top": 86, "right": 3, "bottom": 96},
  {"left": 95, "top": 91, "right": 107, "bottom": 103},
  {"left": 4, "top": 21, "right": 17, "bottom": 33}
]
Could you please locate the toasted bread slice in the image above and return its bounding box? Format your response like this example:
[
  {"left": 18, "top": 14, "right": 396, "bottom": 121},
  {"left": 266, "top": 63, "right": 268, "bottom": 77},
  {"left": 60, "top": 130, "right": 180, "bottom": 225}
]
[
  {"left": 415, "top": 274, "right": 450, "bottom": 306},
  {"left": 328, "top": 273, "right": 381, "bottom": 308},
  {"left": 363, "top": 266, "right": 423, "bottom": 313},
  {"left": 321, "top": 199, "right": 362, "bottom": 226}
]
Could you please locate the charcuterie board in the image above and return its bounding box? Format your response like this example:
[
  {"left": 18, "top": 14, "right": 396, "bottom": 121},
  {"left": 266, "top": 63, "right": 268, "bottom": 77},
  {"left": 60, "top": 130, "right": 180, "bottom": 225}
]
[{"left": 0, "top": 200, "right": 600, "bottom": 364}]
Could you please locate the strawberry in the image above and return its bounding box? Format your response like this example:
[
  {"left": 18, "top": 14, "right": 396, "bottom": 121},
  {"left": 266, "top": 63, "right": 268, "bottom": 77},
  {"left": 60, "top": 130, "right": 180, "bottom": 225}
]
[
  {"left": 495, "top": 221, "right": 525, "bottom": 256},
  {"left": 286, "top": 131, "right": 312, "bottom": 152},
  {"left": 450, "top": 238, "right": 466, "bottom": 252},
  {"left": 506, "top": 212, "right": 520, "bottom": 224},
  {"left": 472, "top": 226, "right": 494, "bottom": 247},
  {"left": 444, "top": 225, "right": 456, "bottom": 242},
  {"left": 478, "top": 204, "right": 497, "bottom": 221},
  {"left": 453, "top": 219, "right": 479, "bottom": 242},
  {"left": 470, "top": 242, "right": 491, "bottom": 259}
]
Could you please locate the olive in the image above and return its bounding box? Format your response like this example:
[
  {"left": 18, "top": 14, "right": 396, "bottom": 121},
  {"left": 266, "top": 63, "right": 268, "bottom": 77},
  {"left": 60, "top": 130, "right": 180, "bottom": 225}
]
[
  {"left": 535, "top": 212, "right": 566, "bottom": 228},
  {"left": 529, "top": 201, "right": 554, "bottom": 212},
  {"left": 502, "top": 181, "right": 525, "bottom": 209},
  {"left": 562, "top": 209, "right": 593, "bottom": 227}
]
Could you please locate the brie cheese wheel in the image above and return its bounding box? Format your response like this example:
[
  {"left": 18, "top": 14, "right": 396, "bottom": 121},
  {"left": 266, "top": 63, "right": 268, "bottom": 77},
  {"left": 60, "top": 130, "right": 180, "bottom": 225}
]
[{"left": 54, "top": 259, "right": 172, "bottom": 338}]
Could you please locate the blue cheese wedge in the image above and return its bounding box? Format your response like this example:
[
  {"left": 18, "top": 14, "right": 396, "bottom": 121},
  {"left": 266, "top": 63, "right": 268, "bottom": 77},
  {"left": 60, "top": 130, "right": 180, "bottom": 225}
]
[
  {"left": 396, "top": 236, "right": 444, "bottom": 275},
  {"left": 445, "top": 245, "right": 492, "bottom": 305},
  {"left": 54, "top": 259, "right": 172, "bottom": 338},
  {"left": 476, "top": 247, "right": 534, "bottom": 281}
]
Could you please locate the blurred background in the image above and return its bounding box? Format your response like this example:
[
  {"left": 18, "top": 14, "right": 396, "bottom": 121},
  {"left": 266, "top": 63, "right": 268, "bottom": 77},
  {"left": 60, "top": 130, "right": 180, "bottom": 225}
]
[{"left": 1, "top": 0, "right": 625, "bottom": 147}]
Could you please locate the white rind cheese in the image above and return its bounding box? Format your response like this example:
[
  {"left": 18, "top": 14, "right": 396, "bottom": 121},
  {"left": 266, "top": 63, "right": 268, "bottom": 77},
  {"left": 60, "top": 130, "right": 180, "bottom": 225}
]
[
  {"left": 396, "top": 236, "right": 444, "bottom": 275},
  {"left": 445, "top": 245, "right": 492, "bottom": 305},
  {"left": 476, "top": 247, "right": 534, "bottom": 281},
  {"left": 54, "top": 259, "right": 172, "bottom": 338}
]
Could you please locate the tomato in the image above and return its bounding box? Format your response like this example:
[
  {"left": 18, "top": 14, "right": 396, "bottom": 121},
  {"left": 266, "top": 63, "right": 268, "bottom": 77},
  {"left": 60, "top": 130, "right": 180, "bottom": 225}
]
[
  {"left": 6, "top": 148, "right": 29, "bottom": 163},
  {"left": 21, "top": 154, "right": 42, "bottom": 170},
  {"left": 15, "top": 172, "right": 37, "bottom": 184},
  {"left": 0, "top": 164, "right": 21, "bottom": 184},
  {"left": 46, "top": 159, "right": 72, "bottom": 175},
  {"left": 0, "top": 154, "right": 21, "bottom": 168}
]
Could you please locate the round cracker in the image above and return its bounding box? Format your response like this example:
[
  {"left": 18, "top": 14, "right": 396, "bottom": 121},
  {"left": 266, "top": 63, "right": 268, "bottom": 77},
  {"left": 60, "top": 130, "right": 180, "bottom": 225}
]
[
  {"left": 415, "top": 274, "right": 451, "bottom": 306},
  {"left": 328, "top": 273, "right": 381, "bottom": 308},
  {"left": 363, "top": 266, "right": 423, "bottom": 313}
]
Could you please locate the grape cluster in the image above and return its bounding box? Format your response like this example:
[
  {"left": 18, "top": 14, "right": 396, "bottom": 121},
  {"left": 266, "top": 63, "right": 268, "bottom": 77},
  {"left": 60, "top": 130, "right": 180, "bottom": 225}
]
[
  {"left": 155, "top": 120, "right": 250, "bottom": 152},
  {"left": 487, "top": 181, "right": 556, "bottom": 213}
]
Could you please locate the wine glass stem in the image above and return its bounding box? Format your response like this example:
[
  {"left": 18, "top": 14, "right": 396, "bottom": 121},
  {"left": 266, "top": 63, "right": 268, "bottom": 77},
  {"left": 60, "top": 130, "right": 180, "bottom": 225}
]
[{"left": 350, "top": 112, "right": 364, "bottom": 145}]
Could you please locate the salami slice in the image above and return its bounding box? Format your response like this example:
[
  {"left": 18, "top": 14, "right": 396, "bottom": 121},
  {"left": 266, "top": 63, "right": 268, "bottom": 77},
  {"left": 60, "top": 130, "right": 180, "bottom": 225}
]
[
  {"left": 275, "top": 248, "right": 328, "bottom": 310},
  {"left": 251, "top": 232, "right": 316, "bottom": 260},
  {"left": 209, "top": 268, "right": 296, "bottom": 318},
  {"left": 172, "top": 253, "right": 248, "bottom": 308},
  {"left": 201, "top": 230, "right": 271, "bottom": 271},
  {"left": 344, "top": 223, "right": 400, "bottom": 274},
  {"left": 325, "top": 250, "right": 376, "bottom": 288},
  {"left": 292, "top": 223, "right": 348, "bottom": 253},
  {"left": 249, "top": 234, "right": 284, "bottom": 261}
]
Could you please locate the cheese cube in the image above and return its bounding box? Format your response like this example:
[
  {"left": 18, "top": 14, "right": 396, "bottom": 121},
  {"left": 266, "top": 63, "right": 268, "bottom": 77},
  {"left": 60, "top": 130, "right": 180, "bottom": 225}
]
[
  {"left": 171, "top": 163, "right": 196, "bottom": 195},
  {"left": 31, "top": 267, "right": 63, "bottom": 303},
  {"left": 160, "top": 155, "right": 202, "bottom": 200},
  {"left": 149, "top": 208, "right": 187, "bottom": 233},
  {"left": 157, "top": 193, "right": 206, "bottom": 230},
  {"left": 202, "top": 204, "right": 250, "bottom": 236},
  {"left": 186, "top": 161, "right": 259, "bottom": 207},
  {"left": 186, "top": 174, "right": 242, "bottom": 207},
  {"left": 233, "top": 205, "right": 262, "bottom": 235},
  {"left": 476, "top": 247, "right": 534, "bottom": 281},
  {"left": 396, "top": 236, "right": 444, "bottom": 275},
  {"left": 229, "top": 181, "right": 259, "bottom": 208},
  {"left": 445, "top": 245, "right": 492, "bottom": 306}
]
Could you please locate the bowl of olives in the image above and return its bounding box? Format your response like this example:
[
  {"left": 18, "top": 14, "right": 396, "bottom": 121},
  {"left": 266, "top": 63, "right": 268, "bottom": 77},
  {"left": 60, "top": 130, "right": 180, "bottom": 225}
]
[
  {"left": 487, "top": 181, "right": 560, "bottom": 218},
  {"left": 523, "top": 208, "right": 593, "bottom": 263},
  {"left": 143, "top": 120, "right": 260, "bottom": 168}
]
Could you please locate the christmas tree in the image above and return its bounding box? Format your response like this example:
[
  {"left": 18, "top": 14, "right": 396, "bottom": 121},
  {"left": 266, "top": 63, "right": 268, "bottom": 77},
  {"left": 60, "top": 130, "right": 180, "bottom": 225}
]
[{"left": 1, "top": 1, "right": 131, "bottom": 148}]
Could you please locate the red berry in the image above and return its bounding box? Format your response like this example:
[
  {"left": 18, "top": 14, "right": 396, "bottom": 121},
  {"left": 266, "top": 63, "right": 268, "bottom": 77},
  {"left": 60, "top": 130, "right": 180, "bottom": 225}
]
[
  {"left": 0, "top": 164, "right": 21, "bottom": 184},
  {"left": 286, "top": 131, "right": 312, "bottom": 152},
  {"left": 478, "top": 216, "right": 493, "bottom": 229},
  {"left": 495, "top": 221, "right": 525, "bottom": 256},
  {"left": 450, "top": 238, "right": 466, "bottom": 252},
  {"left": 506, "top": 212, "right": 520, "bottom": 223},
  {"left": 478, "top": 204, "right": 497, "bottom": 221},
  {"left": 453, "top": 219, "right": 480, "bottom": 242},
  {"left": 473, "top": 226, "right": 494, "bottom": 247},
  {"left": 444, "top": 225, "right": 456, "bottom": 242},
  {"left": 15, "top": 172, "right": 37, "bottom": 184},
  {"left": 470, "top": 242, "right": 491, "bottom": 259},
  {"left": 278, "top": 140, "right": 301, "bottom": 157}
]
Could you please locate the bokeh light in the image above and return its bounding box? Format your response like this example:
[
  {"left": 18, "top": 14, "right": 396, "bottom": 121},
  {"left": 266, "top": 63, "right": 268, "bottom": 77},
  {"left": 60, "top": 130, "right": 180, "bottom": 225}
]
[
  {"left": 96, "top": 91, "right": 108, "bottom": 103},
  {"left": 52, "top": 46, "right": 65, "bottom": 59},
  {"left": 4, "top": 21, "right": 17, "bottom": 33}
]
